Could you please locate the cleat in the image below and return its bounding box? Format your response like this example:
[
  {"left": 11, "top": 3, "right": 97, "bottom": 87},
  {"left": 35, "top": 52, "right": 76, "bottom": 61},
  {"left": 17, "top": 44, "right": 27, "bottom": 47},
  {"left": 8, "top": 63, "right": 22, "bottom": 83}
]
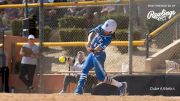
[
  {"left": 26, "top": 86, "right": 34, "bottom": 93},
  {"left": 59, "top": 90, "right": 66, "bottom": 94},
  {"left": 119, "top": 82, "right": 127, "bottom": 96},
  {"left": 74, "top": 92, "right": 81, "bottom": 95},
  {"left": 74, "top": 86, "right": 83, "bottom": 95}
]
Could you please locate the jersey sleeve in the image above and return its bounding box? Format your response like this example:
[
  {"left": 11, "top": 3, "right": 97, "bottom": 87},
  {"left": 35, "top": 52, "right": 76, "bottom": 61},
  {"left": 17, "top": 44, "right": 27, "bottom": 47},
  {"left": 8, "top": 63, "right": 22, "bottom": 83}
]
[{"left": 88, "top": 24, "right": 103, "bottom": 34}]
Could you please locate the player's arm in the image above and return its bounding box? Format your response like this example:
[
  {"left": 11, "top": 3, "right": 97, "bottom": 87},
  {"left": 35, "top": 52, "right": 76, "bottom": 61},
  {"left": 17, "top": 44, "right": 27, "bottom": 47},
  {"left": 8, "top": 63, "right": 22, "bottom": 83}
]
[
  {"left": 20, "top": 46, "right": 31, "bottom": 57},
  {"left": 86, "top": 32, "right": 95, "bottom": 52},
  {"left": 31, "top": 45, "right": 41, "bottom": 58},
  {"left": 93, "top": 38, "right": 111, "bottom": 53},
  {"left": 19, "top": 47, "right": 25, "bottom": 56},
  {"left": 87, "top": 32, "right": 95, "bottom": 47},
  {"left": 94, "top": 45, "right": 103, "bottom": 52},
  {"left": 92, "top": 44, "right": 106, "bottom": 53},
  {"left": 87, "top": 39, "right": 110, "bottom": 53}
]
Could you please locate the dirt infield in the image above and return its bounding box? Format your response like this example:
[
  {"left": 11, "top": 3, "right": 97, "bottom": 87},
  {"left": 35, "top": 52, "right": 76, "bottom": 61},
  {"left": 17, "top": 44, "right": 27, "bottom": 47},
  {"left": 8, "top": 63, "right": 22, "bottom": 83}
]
[{"left": 0, "top": 93, "right": 180, "bottom": 101}]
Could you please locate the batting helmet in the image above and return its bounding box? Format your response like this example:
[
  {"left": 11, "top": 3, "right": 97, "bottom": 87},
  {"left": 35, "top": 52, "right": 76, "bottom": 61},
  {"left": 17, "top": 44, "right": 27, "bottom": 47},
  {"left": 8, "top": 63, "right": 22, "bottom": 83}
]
[{"left": 101, "top": 19, "right": 117, "bottom": 34}]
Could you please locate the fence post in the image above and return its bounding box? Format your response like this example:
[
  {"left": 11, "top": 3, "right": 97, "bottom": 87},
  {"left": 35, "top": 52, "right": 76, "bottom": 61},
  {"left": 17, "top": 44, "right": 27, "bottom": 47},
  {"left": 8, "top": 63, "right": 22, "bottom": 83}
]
[
  {"left": 11, "top": 43, "right": 16, "bottom": 74},
  {"left": 175, "top": 21, "right": 179, "bottom": 40},
  {"left": 145, "top": 33, "right": 149, "bottom": 58},
  {"left": 24, "top": 0, "right": 29, "bottom": 18},
  {"left": 128, "top": 0, "right": 133, "bottom": 74},
  {"left": 38, "top": 0, "right": 44, "bottom": 93}
]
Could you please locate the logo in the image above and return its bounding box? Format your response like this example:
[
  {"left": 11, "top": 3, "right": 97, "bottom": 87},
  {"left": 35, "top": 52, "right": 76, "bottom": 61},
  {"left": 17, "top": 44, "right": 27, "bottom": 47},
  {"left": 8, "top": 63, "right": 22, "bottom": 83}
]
[
  {"left": 106, "top": 24, "right": 109, "bottom": 27},
  {"left": 147, "top": 9, "right": 176, "bottom": 21}
]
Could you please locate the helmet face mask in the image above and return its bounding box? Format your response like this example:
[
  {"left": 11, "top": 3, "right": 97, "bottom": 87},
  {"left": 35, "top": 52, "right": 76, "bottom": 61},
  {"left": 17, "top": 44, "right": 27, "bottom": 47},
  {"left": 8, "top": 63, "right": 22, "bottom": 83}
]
[{"left": 101, "top": 19, "right": 117, "bottom": 34}]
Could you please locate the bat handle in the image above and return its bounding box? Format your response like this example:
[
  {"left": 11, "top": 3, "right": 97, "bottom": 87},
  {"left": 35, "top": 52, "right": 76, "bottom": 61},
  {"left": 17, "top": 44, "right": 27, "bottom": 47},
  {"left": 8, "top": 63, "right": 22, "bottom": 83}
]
[{"left": 68, "top": 64, "right": 70, "bottom": 75}]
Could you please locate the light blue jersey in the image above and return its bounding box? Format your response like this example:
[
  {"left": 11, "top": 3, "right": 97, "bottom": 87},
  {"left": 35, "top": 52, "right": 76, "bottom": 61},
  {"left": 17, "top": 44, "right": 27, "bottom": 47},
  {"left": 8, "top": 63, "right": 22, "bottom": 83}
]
[
  {"left": 89, "top": 25, "right": 112, "bottom": 50},
  {"left": 75, "top": 25, "right": 113, "bottom": 94},
  {"left": 74, "top": 19, "right": 124, "bottom": 95}
]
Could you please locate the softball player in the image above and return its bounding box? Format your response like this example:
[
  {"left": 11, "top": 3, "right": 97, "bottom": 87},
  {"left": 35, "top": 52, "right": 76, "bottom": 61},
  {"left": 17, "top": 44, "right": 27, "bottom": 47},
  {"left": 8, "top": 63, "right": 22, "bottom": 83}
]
[{"left": 74, "top": 19, "right": 127, "bottom": 95}]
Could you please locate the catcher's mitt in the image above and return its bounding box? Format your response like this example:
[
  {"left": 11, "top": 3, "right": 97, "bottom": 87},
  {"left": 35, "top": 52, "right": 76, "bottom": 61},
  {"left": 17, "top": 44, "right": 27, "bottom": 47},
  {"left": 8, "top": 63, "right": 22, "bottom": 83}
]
[{"left": 22, "top": 47, "right": 33, "bottom": 56}]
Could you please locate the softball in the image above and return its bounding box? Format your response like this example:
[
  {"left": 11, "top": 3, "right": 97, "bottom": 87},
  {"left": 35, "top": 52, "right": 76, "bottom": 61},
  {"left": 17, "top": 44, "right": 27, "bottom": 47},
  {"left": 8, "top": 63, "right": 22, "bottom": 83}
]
[{"left": 59, "top": 56, "right": 66, "bottom": 63}]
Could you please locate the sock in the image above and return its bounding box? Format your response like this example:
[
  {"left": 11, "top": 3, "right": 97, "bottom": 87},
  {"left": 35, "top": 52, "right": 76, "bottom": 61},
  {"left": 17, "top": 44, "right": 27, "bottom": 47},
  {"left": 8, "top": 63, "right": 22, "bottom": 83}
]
[
  {"left": 111, "top": 79, "right": 122, "bottom": 88},
  {"left": 78, "top": 73, "right": 87, "bottom": 87},
  {"left": 104, "top": 76, "right": 122, "bottom": 87}
]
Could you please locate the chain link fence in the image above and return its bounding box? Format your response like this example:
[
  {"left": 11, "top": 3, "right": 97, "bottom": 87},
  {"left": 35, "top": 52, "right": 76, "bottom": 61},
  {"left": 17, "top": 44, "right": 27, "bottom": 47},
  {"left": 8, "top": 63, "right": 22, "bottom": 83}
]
[
  {"left": 0, "top": 0, "right": 180, "bottom": 93},
  {"left": 39, "top": 3, "right": 134, "bottom": 74},
  {"left": 146, "top": 18, "right": 180, "bottom": 73},
  {"left": 40, "top": 3, "right": 131, "bottom": 93}
]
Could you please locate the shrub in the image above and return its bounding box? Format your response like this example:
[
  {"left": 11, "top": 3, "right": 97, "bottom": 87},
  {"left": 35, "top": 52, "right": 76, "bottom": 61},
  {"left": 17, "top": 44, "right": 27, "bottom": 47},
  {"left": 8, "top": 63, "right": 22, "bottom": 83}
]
[
  {"left": 145, "top": 18, "right": 166, "bottom": 33},
  {"left": 11, "top": 19, "right": 22, "bottom": 36},
  {"left": 145, "top": 18, "right": 170, "bottom": 48},
  {"left": 59, "top": 28, "right": 87, "bottom": 42},
  {"left": 101, "top": 13, "right": 129, "bottom": 29},
  {"left": 58, "top": 15, "right": 93, "bottom": 28},
  {"left": 44, "top": 26, "right": 52, "bottom": 42},
  {"left": 115, "top": 29, "right": 142, "bottom": 54},
  {"left": 59, "top": 28, "right": 87, "bottom": 56}
]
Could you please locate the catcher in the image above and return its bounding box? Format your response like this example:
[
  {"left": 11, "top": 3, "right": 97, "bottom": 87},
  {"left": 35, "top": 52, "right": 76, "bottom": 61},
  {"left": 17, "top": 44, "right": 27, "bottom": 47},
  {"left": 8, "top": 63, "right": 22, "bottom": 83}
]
[{"left": 19, "top": 34, "right": 40, "bottom": 92}]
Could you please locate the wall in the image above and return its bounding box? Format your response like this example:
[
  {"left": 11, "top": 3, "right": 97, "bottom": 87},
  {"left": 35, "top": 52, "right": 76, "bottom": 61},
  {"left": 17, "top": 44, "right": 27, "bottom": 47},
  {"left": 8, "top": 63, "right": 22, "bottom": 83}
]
[{"left": 8, "top": 74, "right": 76, "bottom": 93}]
